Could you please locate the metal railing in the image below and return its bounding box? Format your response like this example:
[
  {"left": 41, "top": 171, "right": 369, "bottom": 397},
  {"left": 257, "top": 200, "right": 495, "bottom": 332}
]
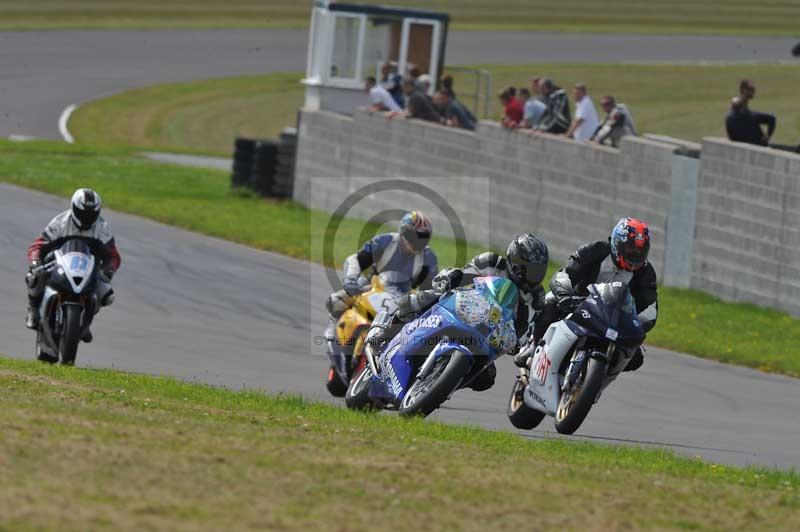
[{"left": 444, "top": 66, "right": 493, "bottom": 119}]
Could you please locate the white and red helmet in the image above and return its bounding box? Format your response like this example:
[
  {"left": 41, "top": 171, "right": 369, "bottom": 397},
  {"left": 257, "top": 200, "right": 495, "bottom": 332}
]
[{"left": 398, "top": 211, "right": 433, "bottom": 252}]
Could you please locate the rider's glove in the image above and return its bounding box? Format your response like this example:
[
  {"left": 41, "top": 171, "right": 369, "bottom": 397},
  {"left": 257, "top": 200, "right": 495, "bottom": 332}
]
[
  {"left": 557, "top": 295, "right": 584, "bottom": 315},
  {"left": 343, "top": 276, "right": 363, "bottom": 296},
  {"left": 432, "top": 268, "right": 462, "bottom": 294}
]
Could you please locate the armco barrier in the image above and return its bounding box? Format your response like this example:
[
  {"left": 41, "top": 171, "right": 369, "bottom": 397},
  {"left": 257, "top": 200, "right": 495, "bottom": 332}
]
[{"left": 294, "top": 109, "right": 799, "bottom": 317}]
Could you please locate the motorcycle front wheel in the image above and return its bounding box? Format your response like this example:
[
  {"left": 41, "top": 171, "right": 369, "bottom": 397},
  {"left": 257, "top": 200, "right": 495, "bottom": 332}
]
[
  {"left": 554, "top": 357, "right": 606, "bottom": 435},
  {"left": 399, "top": 351, "right": 470, "bottom": 418},
  {"left": 58, "top": 304, "right": 83, "bottom": 366},
  {"left": 345, "top": 365, "right": 375, "bottom": 411}
]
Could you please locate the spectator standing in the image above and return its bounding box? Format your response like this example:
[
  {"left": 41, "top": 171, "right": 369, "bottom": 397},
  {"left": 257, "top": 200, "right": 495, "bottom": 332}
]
[
  {"left": 365, "top": 76, "right": 402, "bottom": 112},
  {"left": 725, "top": 96, "right": 775, "bottom": 147},
  {"left": 417, "top": 74, "right": 432, "bottom": 95},
  {"left": 534, "top": 78, "right": 571, "bottom": 134},
  {"left": 434, "top": 90, "right": 476, "bottom": 131},
  {"left": 566, "top": 84, "right": 600, "bottom": 142},
  {"left": 441, "top": 74, "right": 456, "bottom": 99},
  {"left": 499, "top": 87, "right": 524, "bottom": 129},
  {"left": 523, "top": 77, "right": 546, "bottom": 128},
  {"left": 380, "top": 62, "right": 404, "bottom": 108},
  {"left": 591, "top": 96, "right": 637, "bottom": 147},
  {"left": 399, "top": 80, "right": 441, "bottom": 123}
]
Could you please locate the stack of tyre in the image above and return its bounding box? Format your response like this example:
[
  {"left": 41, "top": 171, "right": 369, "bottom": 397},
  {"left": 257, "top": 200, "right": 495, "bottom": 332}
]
[{"left": 231, "top": 127, "right": 296, "bottom": 198}]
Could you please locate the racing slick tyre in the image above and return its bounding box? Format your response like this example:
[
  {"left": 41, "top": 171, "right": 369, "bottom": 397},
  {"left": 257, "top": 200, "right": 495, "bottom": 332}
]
[
  {"left": 554, "top": 356, "right": 606, "bottom": 435},
  {"left": 507, "top": 377, "right": 545, "bottom": 430},
  {"left": 345, "top": 365, "right": 374, "bottom": 411},
  {"left": 399, "top": 351, "right": 470, "bottom": 418},
  {"left": 325, "top": 365, "right": 348, "bottom": 397},
  {"left": 59, "top": 304, "right": 82, "bottom": 366}
]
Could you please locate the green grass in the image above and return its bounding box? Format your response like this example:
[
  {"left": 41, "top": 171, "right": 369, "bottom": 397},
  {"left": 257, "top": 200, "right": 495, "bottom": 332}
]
[
  {"left": 2, "top": 0, "right": 800, "bottom": 35},
  {"left": 1, "top": 139, "right": 799, "bottom": 378},
  {"left": 70, "top": 72, "right": 304, "bottom": 156},
  {"left": 0, "top": 355, "right": 798, "bottom": 530},
  {"left": 70, "top": 64, "right": 800, "bottom": 156}
]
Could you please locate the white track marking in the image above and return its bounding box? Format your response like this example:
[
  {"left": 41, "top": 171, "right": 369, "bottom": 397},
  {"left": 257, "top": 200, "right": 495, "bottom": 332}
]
[{"left": 58, "top": 104, "right": 78, "bottom": 143}]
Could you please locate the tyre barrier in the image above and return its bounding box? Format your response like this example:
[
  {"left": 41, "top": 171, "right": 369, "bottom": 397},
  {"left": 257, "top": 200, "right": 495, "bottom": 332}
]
[{"left": 231, "top": 129, "right": 296, "bottom": 198}]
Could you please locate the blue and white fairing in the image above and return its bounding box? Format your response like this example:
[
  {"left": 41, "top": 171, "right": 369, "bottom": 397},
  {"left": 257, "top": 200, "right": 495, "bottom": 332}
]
[{"left": 370, "top": 276, "right": 518, "bottom": 402}]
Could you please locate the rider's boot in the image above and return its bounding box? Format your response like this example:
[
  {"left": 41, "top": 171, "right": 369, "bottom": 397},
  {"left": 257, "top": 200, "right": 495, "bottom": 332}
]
[
  {"left": 623, "top": 346, "right": 645, "bottom": 372},
  {"left": 469, "top": 362, "right": 496, "bottom": 391},
  {"left": 25, "top": 298, "right": 42, "bottom": 330},
  {"left": 82, "top": 330, "right": 93, "bottom": 343}
]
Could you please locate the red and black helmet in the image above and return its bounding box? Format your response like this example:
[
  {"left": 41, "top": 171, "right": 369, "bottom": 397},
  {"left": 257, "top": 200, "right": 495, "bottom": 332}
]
[
  {"left": 610, "top": 217, "right": 650, "bottom": 272},
  {"left": 398, "top": 211, "right": 433, "bottom": 252}
]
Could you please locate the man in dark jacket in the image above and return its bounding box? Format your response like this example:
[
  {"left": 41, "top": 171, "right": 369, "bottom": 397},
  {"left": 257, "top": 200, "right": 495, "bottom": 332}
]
[
  {"left": 525, "top": 218, "right": 658, "bottom": 372},
  {"left": 534, "top": 78, "right": 571, "bottom": 134},
  {"left": 726, "top": 96, "right": 776, "bottom": 147}
]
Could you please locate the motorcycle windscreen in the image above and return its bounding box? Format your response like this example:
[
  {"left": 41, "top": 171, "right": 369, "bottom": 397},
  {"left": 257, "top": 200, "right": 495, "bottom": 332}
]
[
  {"left": 442, "top": 276, "right": 519, "bottom": 355},
  {"left": 59, "top": 239, "right": 93, "bottom": 255},
  {"left": 570, "top": 283, "right": 643, "bottom": 343}
]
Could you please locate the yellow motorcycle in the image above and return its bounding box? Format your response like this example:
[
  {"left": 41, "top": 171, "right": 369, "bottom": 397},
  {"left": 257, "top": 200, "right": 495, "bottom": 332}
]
[{"left": 325, "top": 274, "right": 401, "bottom": 397}]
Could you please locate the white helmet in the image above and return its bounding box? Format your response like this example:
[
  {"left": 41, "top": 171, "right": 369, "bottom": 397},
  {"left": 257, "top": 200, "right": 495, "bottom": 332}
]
[{"left": 70, "top": 188, "right": 102, "bottom": 230}]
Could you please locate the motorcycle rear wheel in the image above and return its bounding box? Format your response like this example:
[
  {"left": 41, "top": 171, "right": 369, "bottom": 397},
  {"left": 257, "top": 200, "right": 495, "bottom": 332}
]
[
  {"left": 507, "top": 377, "right": 545, "bottom": 430},
  {"left": 59, "top": 305, "right": 83, "bottom": 366},
  {"left": 399, "top": 351, "right": 470, "bottom": 418},
  {"left": 345, "top": 365, "right": 375, "bottom": 411},
  {"left": 554, "top": 357, "right": 606, "bottom": 435}
]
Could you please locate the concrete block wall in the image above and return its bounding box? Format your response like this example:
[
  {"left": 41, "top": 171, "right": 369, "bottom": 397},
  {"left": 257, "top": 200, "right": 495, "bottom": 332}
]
[
  {"left": 694, "top": 138, "right": 800, "bottom": 316},
  {"left": 295, "top": 109, "right": 680, "bottom": 277}
]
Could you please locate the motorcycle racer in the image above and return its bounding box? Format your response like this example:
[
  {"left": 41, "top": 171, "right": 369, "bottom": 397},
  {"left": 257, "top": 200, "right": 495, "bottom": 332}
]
[
  {"left": 524, "top": 217, "right": 658, "bottom": 372},
  {"left": 370, "top": 233, "right": 550, "bottom": 391},
  {"left": 26, "top": 188, "right": 121, "bottom": 342},
  {"left": 324, "top": 211, "right": 438, "bottom": 345}
]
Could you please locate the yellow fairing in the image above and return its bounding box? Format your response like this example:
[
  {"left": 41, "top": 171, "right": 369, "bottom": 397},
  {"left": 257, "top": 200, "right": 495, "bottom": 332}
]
[{"left": 335, "top": 276, "right": 386, "bottom": 353}]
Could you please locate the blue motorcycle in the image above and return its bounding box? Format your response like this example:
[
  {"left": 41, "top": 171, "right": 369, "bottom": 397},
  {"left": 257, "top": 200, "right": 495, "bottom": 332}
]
[{"left": 345, "top": 276, "right": 519, "bottom": 418}]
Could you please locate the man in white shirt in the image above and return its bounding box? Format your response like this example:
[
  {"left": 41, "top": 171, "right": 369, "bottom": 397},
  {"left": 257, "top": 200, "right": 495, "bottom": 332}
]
[
  {"left": 365, "top": 76, "right": 402, "bottom": 112},
  {"left": 566, "top": 84, "right": 599, "bottom": 142}
]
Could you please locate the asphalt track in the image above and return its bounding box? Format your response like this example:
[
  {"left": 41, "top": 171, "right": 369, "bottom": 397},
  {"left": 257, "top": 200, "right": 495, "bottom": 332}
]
[
  {"left": 2, "top": 183, "right": 799, "bottom": 470},
  {"left": 1, "top": 29, "right": 799, "bottom": 139}
]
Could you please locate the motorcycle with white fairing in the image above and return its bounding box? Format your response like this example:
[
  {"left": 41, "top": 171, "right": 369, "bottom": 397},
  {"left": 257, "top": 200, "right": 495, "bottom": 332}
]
[
  {"left": 29, "top": 239, "right": 106, "bottom": 365},
  {"left": 507, "top": 281, "right": 645, "bottom": 435}
]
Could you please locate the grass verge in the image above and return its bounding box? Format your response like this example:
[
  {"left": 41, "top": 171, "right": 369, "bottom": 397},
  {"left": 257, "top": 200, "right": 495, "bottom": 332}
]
[
  {"left": 1, "top": 139, "right": 799, "bottom": 377},
  {"left": 1, "top": 0, "right": 800, "bottom": 35},
  {"left": 70, "top": 64, "right": 800, "bottom": 156},
  {"left": 0, "top": 355, "right": 798, "bottom": 531}
]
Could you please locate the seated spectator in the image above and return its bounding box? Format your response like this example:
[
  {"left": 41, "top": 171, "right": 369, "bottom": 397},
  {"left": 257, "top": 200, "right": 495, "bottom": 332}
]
[
  {"left": 523, "top": 77, "right": 546, "bottom": 128},
  {"left": 534, "top": 78, "right": 571, "bottom": 134},
  {"left": 591, "top": 96, "right": 637, "bottom": 147},
  {"left": 434, "top": 90, "right": 476, "bottom": 131},
  {"left": 441, "top": 74, "right": 456, "bottom": 99},
  {"left": 380, "top": 62, "right": 404, "bottom": 108},
  {"left": 499, "top": 86, "right": 524, "bottom": 129},
  {"left": 725, "top": 79, "right": 776, "bottom": 146},
  {"left": 365, "top": 76, "right": 401, "bottom": 112},
  {"left": 725, "top": 96, "right": 775, "bottom": 147},
  {"left": 566, "top": 83, "right": 600, "bottom": 142},
  {"left": 395, "top": 79, "right": 440, "bottom": 123}
]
